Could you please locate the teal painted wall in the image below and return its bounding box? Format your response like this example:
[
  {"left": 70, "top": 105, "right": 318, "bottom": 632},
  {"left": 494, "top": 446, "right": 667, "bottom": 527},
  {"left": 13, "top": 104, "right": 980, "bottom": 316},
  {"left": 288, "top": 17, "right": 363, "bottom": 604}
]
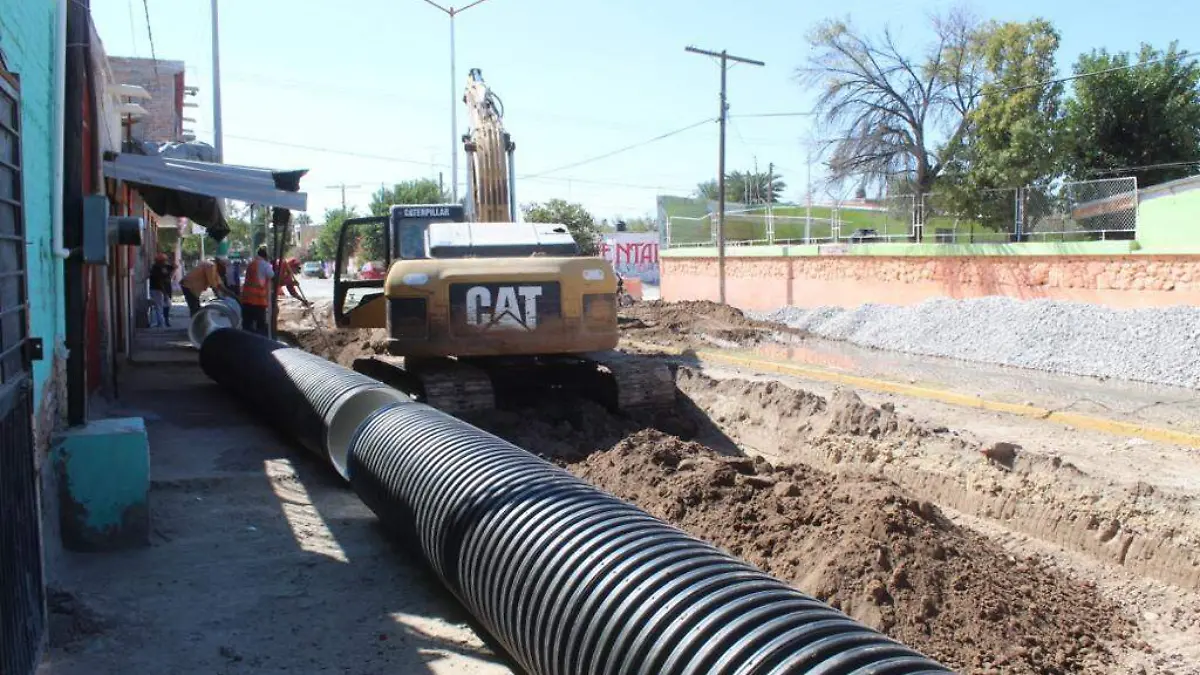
[
  {"left": 54, "top": 417, "right": 150, "bottom": 550},
  {"left": 1, "top": 0, "right": 65, "bottom": 409}
]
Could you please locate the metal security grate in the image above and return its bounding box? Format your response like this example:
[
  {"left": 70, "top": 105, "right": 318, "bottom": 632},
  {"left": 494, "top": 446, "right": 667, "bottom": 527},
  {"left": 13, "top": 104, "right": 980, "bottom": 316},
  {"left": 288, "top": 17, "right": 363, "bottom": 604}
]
[{"left": 0, "top": 65, "right": 46, "bottom": 675}]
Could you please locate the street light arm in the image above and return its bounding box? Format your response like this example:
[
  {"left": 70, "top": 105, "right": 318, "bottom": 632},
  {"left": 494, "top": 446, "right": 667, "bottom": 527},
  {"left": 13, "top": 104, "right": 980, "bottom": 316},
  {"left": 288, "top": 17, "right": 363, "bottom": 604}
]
[
  {"left": 456, "top": 0, "right": 494, "bottom": 12},
  {"left": 419, "top": 0, "right": 453, "bottom": 15}
]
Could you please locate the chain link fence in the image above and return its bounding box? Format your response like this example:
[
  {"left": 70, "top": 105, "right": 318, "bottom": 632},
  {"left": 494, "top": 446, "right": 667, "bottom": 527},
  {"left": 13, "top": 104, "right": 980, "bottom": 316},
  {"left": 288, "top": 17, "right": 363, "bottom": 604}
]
[{"left": 662, "top": 177, "right": 1139, "bottom": 248}]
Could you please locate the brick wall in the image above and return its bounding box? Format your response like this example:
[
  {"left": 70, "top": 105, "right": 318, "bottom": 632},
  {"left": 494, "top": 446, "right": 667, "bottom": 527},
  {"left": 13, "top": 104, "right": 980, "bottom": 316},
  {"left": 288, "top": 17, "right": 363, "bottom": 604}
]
[
  {"left": 662, "top": 255, "right": 1200, "bottom": 311},
  {"left": 106, "top": 57, "right": 185, "bottom": 143}
]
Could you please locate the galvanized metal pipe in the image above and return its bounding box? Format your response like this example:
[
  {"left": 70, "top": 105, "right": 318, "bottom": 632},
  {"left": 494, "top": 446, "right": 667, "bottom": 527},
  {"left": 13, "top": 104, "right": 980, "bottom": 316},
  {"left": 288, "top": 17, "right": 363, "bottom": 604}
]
[{"left": 348, "top": 402, "right": 952, "bottom": 675}]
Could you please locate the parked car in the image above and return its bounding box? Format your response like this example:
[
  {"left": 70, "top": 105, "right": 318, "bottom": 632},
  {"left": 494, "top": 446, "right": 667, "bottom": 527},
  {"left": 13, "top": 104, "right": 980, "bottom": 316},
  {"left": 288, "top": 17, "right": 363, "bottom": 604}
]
[
  {"left": 359, "top": 261, "right": 387, "bottom": 280},
  {"left": 301, "top": 261, "right": 326, "bottom": 279},
  {"left": 848, "top": 228, "right": 879, "bottom": 243}
]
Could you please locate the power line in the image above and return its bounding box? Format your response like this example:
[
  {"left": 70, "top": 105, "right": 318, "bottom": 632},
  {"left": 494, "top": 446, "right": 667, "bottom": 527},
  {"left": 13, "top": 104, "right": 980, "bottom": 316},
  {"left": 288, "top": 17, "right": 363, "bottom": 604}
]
[
  {"left": 1087, "top": 159, "right": 1200, "bottom": 176},
  {"left": 141, "top": 0, "right": 158, "bottom": 77},
  {"left": 1008, "top": 50, "right": 1197, "bottom": 92},
  {"left": 730, "top": 112, "right": 815, "bottom": 118},
  {"left": 521, "top": 118, "right": 714, "bottom": 178}
]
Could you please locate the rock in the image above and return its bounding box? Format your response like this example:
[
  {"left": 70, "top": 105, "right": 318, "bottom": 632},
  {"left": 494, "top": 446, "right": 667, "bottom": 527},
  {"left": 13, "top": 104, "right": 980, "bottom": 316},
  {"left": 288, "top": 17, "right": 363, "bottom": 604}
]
[
  {"left": 773, "top": 481, "right": 801, "bottom": 498},
  {"left": 982, "top": 441, "right": 1020, "bottom": 469}
]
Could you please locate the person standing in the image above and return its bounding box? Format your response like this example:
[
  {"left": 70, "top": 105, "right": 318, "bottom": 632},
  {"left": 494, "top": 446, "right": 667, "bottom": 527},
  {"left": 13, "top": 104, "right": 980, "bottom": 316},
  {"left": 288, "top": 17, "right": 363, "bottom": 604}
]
[
  {"left": 241, "top": 247, "right": 275, "bottom": 336},
  {"left": 180, "top": 257, "right": 233, "bottom": 317},
  {"left": 148, "top": 253, "right": 176, "bottom": 327},
  {"left": 225, "top": 255, "right": 243, "bottom": 296}
]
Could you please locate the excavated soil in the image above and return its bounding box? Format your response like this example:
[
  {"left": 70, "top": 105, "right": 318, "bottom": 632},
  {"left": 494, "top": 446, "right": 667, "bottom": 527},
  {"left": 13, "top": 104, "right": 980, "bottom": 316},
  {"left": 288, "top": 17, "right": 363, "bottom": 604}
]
[
  {"left": 276, "top": 300, "right": 388, "bottom": 368},
  {"left": 618, "top": 299, "right": 804, "bottom": 348},
  {"left": 283, "top": 298, "right": 1184, "bottom": 672},
  {"left": 465, "top": 391, "right": 1136, "bottom": 674}
]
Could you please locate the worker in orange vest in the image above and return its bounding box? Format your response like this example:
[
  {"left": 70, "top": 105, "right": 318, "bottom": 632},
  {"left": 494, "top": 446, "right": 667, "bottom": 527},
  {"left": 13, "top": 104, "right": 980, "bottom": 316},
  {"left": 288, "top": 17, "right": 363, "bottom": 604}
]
[{"left": 240, "top": 247, "right": 275, "bottom": 336}]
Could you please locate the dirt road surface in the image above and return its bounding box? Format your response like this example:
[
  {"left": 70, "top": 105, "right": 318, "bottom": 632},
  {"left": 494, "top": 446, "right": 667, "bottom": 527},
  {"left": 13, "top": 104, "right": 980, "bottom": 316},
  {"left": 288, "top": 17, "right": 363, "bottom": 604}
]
[{"left": 39, "top": 353, "right": 513, "bottom": 675}]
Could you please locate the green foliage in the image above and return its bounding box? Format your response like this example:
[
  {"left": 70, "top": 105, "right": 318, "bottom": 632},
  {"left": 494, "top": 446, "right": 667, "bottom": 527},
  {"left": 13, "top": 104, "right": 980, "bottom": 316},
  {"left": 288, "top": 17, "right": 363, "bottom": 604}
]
[
  {"left": 311, "top": 206, "right": 358, "bottom": 264},
  {"left": 369, "top": 179, "right": 451, "bottom": 216},
  {"left": 695, "top": 170, "right": 786, "bottom": 204},
  {"left": 941, "top": 18, "right": 1063, "bottom": 230},
  {"left": 1063, "top": 42, "right": 1200, "bottom": 187},
  {"left": 522, "top": 199, "right": 601, "bottom": 255}
]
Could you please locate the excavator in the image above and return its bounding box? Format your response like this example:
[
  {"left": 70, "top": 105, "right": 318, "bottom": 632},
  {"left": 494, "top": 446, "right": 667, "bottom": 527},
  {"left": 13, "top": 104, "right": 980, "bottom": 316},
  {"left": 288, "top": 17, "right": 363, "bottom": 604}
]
[{"left": 331, "top": 69, "right": 674, "bottom": 415}]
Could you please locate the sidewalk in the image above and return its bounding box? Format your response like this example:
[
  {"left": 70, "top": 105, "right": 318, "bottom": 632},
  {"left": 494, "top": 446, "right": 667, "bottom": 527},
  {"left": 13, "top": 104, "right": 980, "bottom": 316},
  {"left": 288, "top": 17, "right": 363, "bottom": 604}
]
[{"left": 39, "top": 321, "right": 511, "bottom": 674}]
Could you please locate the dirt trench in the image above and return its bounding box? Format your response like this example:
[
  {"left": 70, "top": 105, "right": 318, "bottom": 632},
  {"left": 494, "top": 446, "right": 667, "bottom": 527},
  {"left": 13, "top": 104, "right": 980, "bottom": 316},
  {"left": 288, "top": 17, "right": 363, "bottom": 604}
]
[
  {"left": 284, "top": 299, "right": 1144, "bottom": 673},
  {"left": 463, "top": 390, "right": 1134, "bottom": 675}
]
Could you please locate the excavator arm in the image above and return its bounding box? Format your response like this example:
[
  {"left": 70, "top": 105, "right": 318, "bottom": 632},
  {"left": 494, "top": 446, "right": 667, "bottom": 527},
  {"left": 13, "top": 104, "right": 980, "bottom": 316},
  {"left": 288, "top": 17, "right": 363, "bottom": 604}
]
[{"left": 463, "top": 68, "right": 515, "bottom": 223}]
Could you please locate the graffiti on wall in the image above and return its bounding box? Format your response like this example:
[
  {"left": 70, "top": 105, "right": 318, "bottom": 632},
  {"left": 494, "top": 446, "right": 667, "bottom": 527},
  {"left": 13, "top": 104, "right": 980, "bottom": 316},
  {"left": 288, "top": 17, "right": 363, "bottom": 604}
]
[{"left": 598, "top": 233, "right": 660, "bottom": 284}]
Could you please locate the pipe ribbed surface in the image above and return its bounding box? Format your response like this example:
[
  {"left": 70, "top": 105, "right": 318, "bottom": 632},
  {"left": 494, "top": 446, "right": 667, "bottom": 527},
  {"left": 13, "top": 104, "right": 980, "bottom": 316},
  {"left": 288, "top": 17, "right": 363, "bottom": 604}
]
[
  {"left": 199, "top": 328, "right": 395, "bottom": 470},
  {"left": 188, "top": 297, "right": 243, "bottom": 349},
  {"left": 348, "top": 402, "right": 952, "bottom": 675}
]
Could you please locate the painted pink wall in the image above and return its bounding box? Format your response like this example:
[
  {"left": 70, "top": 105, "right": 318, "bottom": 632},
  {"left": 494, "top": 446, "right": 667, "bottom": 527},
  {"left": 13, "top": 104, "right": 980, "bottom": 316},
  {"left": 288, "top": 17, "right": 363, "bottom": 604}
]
[{"left": 662, "top": 256, "right": 1200, "bottom": 310}]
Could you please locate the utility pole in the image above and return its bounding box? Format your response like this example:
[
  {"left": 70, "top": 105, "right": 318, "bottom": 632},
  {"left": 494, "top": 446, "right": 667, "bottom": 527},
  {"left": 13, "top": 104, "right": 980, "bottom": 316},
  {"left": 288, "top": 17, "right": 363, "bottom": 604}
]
[
  {"left": 767, "top": 162, "right": 774, "bottom": 245},
  {"left": 326, "top": 183, "right": 362, "bottom": 212},
  {"left": 686, "top": 45, "right": 764, "bottom": 305},
  {"left": 210, "top": 0, "right": 223, "bottom": 163}
]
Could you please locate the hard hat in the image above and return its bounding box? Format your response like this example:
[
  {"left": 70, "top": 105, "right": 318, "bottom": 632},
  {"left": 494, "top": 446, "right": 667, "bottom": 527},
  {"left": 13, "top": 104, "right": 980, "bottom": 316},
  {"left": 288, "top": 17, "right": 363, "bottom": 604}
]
[{"left": 154, "top": 253, "right": 167, "bottom": 263}]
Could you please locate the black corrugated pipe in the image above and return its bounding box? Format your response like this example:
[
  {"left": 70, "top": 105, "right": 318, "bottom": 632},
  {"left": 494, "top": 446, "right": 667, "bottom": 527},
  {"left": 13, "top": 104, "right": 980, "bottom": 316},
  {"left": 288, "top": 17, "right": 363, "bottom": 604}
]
[
  {"left": 198, "top": 328, "right": 405, "bottom": 478},
  {"left": 348, "top": 402, "right": 954, "bottom": 675}
]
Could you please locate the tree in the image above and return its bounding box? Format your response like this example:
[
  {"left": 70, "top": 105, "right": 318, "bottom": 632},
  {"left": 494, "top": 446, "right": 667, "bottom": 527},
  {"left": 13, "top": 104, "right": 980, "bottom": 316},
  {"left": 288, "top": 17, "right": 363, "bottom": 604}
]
[
  {"left": 799, "top": 8, "right": 985, "bottom": 194},
  {"left": 311, "top": 206, "right": 358, "bottom": 264},
  {"left": 1063, "top": 42, "right": 1200, "bottom": 188},
  {"left": 695, "top": 180, "right": 720, "bottom": 200},
  {"left": 522, "top": 199, "right": 601, "bottom": 255},
  {"left": 353, "top": 178, "right": 453, "bottom": 262},
  {"left": 941, "top": 19, "right": 1064, "bottom": 229},
  {"left": 695, "top": 170, "right": 786, "bottom": 204},
  {"left": 368, "top": 178, "right": 450, "bottom": 217}
]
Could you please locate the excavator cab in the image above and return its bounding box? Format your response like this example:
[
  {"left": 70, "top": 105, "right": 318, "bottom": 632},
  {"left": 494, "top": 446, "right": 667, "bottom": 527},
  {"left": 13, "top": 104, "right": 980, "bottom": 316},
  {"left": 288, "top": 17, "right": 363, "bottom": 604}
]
[{"left": 333, "top": 204, "right": 467, "bottom": 328}]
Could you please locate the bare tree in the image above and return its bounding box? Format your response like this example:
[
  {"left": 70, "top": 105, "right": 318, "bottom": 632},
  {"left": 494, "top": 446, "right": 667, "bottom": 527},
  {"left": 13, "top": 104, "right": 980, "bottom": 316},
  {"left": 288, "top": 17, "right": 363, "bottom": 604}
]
[{"left": 799, "top": 8, "right": 985, "bottom": 194}]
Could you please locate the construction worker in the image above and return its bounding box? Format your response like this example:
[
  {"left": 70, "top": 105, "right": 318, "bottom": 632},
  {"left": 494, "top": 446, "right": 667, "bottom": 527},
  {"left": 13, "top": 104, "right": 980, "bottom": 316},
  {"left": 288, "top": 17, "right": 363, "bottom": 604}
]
[
  {"left": 275, "top": 257, "right": 310, "bottom": 306},
  {"left": 241, "top": 247, "right": 275, "bottom": 336},
  {"left": 180, "top": 257, "right": 233, "bottom": 317}
]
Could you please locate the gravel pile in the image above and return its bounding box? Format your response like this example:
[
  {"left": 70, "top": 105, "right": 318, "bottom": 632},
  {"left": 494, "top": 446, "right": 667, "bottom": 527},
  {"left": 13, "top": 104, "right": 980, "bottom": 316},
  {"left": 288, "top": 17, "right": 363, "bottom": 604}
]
[{"left": 761, "top": 297, "right": 1200, "bottom": 389}]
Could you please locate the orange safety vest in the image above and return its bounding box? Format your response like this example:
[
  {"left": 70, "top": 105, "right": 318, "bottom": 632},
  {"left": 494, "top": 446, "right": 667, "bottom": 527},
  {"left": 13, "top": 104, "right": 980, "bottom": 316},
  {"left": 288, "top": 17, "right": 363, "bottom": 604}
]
[{"left": 242, "top": 259, "right": 269, "bottom": 307}]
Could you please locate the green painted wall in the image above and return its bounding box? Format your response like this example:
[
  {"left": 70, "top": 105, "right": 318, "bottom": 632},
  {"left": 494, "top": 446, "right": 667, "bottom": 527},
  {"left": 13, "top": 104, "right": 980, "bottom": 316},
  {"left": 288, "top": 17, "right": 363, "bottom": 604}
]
[
  {"left": 1137, "top": 188, "right": 1200, "bottom": 254},
  {"left": 1, "top": 0, "right": 65, "bottom": 410}
]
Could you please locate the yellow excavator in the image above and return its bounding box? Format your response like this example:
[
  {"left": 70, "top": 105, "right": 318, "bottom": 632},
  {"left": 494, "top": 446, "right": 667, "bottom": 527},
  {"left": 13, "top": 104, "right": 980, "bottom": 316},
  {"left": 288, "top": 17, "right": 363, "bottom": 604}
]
[{"left": 332, "top": 69, "right": 673, "bottom": 415}]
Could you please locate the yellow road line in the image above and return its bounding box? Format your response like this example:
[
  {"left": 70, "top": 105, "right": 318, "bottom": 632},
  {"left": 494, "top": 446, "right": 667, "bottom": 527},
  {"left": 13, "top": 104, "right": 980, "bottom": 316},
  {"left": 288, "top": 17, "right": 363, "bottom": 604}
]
[{"left": 623, "top": 340, "right": 1200, "bottom": 449}]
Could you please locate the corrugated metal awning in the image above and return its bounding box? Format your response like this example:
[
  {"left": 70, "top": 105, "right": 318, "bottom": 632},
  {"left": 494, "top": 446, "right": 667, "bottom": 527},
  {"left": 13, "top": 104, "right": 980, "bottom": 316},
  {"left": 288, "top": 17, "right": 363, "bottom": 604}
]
[{"left": 103, "top": 154, "right": 308, "bottom": 211}]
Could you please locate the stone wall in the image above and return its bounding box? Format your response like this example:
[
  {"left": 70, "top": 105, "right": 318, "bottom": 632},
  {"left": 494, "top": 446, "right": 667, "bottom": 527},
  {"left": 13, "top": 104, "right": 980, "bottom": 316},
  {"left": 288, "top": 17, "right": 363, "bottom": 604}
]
[{"left": 662, "top": 255, "right": 1200, "bottom": 310}]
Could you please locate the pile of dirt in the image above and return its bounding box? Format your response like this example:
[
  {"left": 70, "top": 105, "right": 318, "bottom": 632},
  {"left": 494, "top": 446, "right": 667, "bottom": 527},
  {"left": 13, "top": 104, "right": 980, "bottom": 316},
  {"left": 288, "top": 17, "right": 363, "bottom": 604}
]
[
  {"left": 281, "top": 325, "right": 389, "bottom": 368},
  {"left": 570, "top": 430, "right": 1134, "bottom": 674},
  {"left": 619, "top": 300, "right": 803, "bottom": 348}
]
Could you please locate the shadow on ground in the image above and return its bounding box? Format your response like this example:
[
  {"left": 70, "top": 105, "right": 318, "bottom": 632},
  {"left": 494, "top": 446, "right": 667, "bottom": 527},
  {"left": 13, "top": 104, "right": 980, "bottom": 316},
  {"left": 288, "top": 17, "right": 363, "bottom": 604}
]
[{"left": 39, "top": 354, "right": 515, "bottom": 675}]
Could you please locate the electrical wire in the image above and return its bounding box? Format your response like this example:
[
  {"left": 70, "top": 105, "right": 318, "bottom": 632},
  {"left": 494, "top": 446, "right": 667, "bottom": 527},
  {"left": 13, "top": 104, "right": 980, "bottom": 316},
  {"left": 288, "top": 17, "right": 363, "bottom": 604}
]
[
  {"left": 521, "top": 118, "right": 715, "bottom": 178},
  {"left": 141, "top": 0, "right": 158, "bottom": 78},
  {"left": 1007, "top": 50, "right": 1197, "bottom": 92}
]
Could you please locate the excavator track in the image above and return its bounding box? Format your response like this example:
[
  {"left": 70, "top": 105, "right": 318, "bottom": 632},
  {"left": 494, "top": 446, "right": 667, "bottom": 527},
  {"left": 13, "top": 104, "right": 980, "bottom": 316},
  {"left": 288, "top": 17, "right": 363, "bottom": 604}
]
[
  {"left": 584, "top": 351, "right": 677, "bottom": 412},
  {"left": 352, "top": 351, "right": 675, "bottom": 417},
  {"left": 351, "top": 356, "right": 494, "bottom": 417}
]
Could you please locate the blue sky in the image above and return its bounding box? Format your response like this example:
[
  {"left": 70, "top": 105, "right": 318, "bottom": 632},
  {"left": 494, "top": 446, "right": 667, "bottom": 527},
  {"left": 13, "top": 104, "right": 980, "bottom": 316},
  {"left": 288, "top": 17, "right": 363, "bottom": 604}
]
[{"left": 92, "top": 0, "right": 1193, "bottom": 223}]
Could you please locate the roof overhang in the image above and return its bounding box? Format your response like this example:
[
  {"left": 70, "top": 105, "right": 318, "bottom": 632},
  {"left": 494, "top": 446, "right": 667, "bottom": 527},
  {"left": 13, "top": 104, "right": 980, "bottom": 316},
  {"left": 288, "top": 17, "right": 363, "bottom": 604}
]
[{"left": 102, "top": 154, "right": 308, "bottom": 211}]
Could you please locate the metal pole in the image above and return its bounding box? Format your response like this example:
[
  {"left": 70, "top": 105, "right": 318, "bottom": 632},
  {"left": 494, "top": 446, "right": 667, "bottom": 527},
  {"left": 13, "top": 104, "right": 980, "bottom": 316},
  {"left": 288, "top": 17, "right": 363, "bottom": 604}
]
[
  {"left": 449, "top": 11, "right": 458, "bottom": 202},
  {"left": 210, "top": 0, "right": 223, "bottom": 163},
  {"left": 685, "top": 46, "right": 763, "bottom": 306},
  {"left": 805, "top": 151, "right": 813, "bottom": 243},
  {"left": 717, "top": 55, "right": 728, "bottom": 304}
]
